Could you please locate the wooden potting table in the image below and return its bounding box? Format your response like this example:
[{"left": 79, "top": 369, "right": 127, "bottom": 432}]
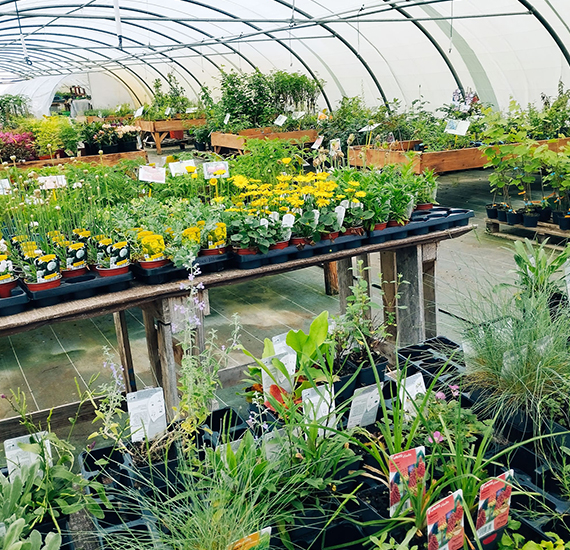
[{"left": 0, "top": 224, "right": 474, "bottom": 433}]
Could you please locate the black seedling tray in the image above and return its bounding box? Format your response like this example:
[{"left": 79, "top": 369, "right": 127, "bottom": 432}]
[
  {"left": 232, "top": 246, "right": 297, "bottom": 270},
  {"left": 367, "top": 223, "right": 411, "bottom": 244},
  {"left": 22, "top": 271, "right": 133, "bottom": 307},
  {"left": 132, "top": 254, "right": 229, "bottom": 284},
  {"left": 0, "top": 287, "right": 29, "bottom": 316}
]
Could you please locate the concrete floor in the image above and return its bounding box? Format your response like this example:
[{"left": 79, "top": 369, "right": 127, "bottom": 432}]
[{"left": 0, "top": 150, "right": 540, "bottom": 420}]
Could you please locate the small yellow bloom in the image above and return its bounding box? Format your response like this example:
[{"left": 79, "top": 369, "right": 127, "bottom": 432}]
[
  {"left": 209, "top": 178, "right": 218, "bottom": 186},
  {"left": 213, "top": 169, "right": 226, "bottom": 176},
  {"left": 185, "top": 165, "right": 197, "bottom": 173},
  {"left": 355, "top": 191, "right": 366, "bottom": 198},
  {"left": 281, "top": 157, "right": 292, "bottom": 165},
  {"left": 191, "top": 173, "right": 198, "bottom": 179},
  {"left": 351, "top": 198, "right": 361, "bottom": 204},
  {"left": 316, "top": 198, "right": 330, "bottom": 208}
]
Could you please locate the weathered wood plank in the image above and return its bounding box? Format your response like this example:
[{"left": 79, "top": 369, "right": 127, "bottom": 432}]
[
  {"left": 142, "top": 307, "right": 162, "bottom": 387},
  {"left": 113, "top": 311, "right": 137, "bottom": 393},
  {"left": 14, "top": 150, "right": 148, "bottom": 170},
  {"left": 323, "top": 261, "right": 339, "bottom": 295},
  {"left": 337, "top": 258, "right": 353, "bottom": 315}
]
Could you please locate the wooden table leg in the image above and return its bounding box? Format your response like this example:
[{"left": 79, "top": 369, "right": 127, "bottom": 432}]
[
  {"left": 422, "top": 243, "right": 438, "bottom": 339},
  {"left": 337, "top": 258, "right": 353, "bottom": 314},
  {"left": 113, "top": 310, "right": 137, "bottom": 393},
  {"left": 323, "top": 261, "right": 339, "bottom": 295},
  {"left": 142, "top": 308, "right": 162, "bottom": 387},
  {"left": 152, "top": 132, "right": 162, "bottom": 154}
]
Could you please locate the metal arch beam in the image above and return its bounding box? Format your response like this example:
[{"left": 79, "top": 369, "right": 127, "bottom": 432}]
[
  {"left": 0, "top": 20, "right": 203, "bottom": 94},
  {"left": 515, "top": 0, "right": 570, "bottom": 70},
  {"left": 0, "top": 27, "right": 157, "bottom": 99},
  {"left": 0, "top": 37, "right": 146, "bottom": 104}
]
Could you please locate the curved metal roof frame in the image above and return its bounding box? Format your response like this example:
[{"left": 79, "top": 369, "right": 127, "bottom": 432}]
[{"left": 1, "top": 1, "right": 570, "bottom": 110}]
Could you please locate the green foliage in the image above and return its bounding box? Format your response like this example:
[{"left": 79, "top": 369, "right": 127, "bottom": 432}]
[{"left": 0, "top": 94, "right": 31, "bottom": 128}]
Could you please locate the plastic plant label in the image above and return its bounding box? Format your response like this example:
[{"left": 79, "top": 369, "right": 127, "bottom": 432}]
[
  {"left": 302, "top": 385, "right": 336, "bottom": 437},
  {"left": 426, "top": 490, "right": 464, "bottom": 550},
  {"left": 35, "top": 254, "right": 60, "bottom": 282},
  {"left": 110, "top": 241, "right": 130, "bottom": 267},
  {"left": 564, "top": 260, "right": 570, "bottom": 296},
  {"left": 217, "top": 439, "right": 244, "bottom": 467},
  {"left": 292, "top": 111, "right": 306, "bottom": 120},
  {"left": 164, "top": 107, "right": 172, "bottom": 117},
  {"left": 38, "top": 175, "right": 67, "bottom": 190},
  {"left": 203, "top": 161, "right": 229, "bottom": 179},
  {"left": 281, "top": 214, "right": 295, "bottom": 228},
  {"left": 398, "top": 372, "right": 426, "bottom": 418},
  {"left": 261, "top": 352, "right": 296, "bottom": 395},
  {"left": 311, "top": 135, "right": 324, "bottom": 150},
  {"left": 274, "top": 114, "right": 287, "bottom": 126},
  {"left": 476, "top": 470, "right": 514, "bottom": 540},
  {"left": 139, "top": 165, "right": 166, "bottom": 184},
  {"left": 229, "top": 527, "right": 272, "bottom": 550},
  {"left": 66, "top": 242, "right": 86, "bottom": 269},
  {"left": 223, "top": 113, "right": 231, "bottom": 125},
  {"left": 0, "top": 255, "right": 13, "bottom": 282},
  {"left": 269, "top": 211, "right": 279, "bottom": 221},
  {"left": 134, "top": 106, "right": 144, "bottom": 117},
  {"left": 169, "top": 160, "right": 196, "bottom": 176},
  {"left": 335, "top": 205, "right": 346, "bottom": 227},
  {"left": 312, "top": 209, "right": 320, "bottom": 225},
  {"left": 272, "top": 332, "right": 295, "bottom": 355},
  {"left": 127, "top": 387, "right": 167, "bottom": 442},
  {"left": 329, "top": 138, "right": 341, "bottom": 156},
  {"left": 4, "top": 432, "right": 52, "bottom": 480},
  {"left": 0, "top": 179, "right": 10, "bottom": 195},
  {"left": 186, "top": 107, "right": 198, "bottom": 114},
  {"left": 261, "top": 428, "right": 286, "bottom": 461},
  {"left": 387, "top": 132, "right": 395, "bottom": 143},
  {"left": 259, "top": 218, "right": 269, "bottom": 228},
  {"left": 347, "top": 384, "right": 382, "bottom": 429},
  {"left": 389, "top": 446, "right": 426, "bottom": 517},
  {"left": 359, "top": 122, "right": 380, "bottom": 132},
  {"left": 444, "top": 119, "right": 470, "bottom": 136}
]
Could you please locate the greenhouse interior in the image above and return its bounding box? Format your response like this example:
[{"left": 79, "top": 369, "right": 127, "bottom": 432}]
[{"left": 5, "top": 1, "right": 570, "bottom": 550}]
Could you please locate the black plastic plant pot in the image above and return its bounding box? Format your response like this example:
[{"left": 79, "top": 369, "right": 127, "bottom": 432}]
[
  {"left": 497, "top": 209, "right": 508, "bottom": 222},
  {"left": 552, "top": 210, "right": 565, "bottom": 225},
  {"left": 506, "top": 211, "right": 523, "bottom": 225},
  {"left": 289, "top": 504, "right": 332, "bottom": 544},
  {"left": 486, "top": 205, "right": 499, "bottom": 219},
  {"left": 128, "top": 442, "right": 180, "bottom": 492},
  {"left": 333, "top": 373, "right": 358, "bottom": 407},
  {"left": 559, "top": 216, "right": 570, "bottom": 231},
  {"left": 356, "top": 359, "right": 387, "bottom": 388},
  {"left": 202, "top": 407, "right": 248, "bottom": 447},
  {"left": 93, "top": 494, "right": 143, "bottom": 529},
  {"left": 312, "top": 521, "right": 368, "bottom": 550},
  {"left": 79, "top": 445, "right": 133, "bottom": 492},
  {"left": 36, "top": 517, "right": 74, "bottom": 550},
  {"left": 96, "top": 518, "right": 156, "bottom": 550},
  {"left": 523, "top": 213, "right": 539, "bottom": 228},
  {"left": 538, "top": 207, "right": 552, "bottom": 222}
]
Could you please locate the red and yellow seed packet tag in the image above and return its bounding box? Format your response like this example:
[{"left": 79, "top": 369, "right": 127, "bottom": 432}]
[{"left": 229, "top": 527, "right": 271, "bottom": 550}]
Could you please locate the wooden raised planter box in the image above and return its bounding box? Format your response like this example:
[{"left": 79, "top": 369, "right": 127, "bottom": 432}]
[
  {"left": 15, "top": 149, "right": 148, "bottom": 169},
  {"left": 349, "top": 137, "right": 570, "bottom": 174},
  {"left": 86, "top": 115, "right": 134, "bottom": 123},
  {"left": 349, "top": 140, "right": 421, "bottom": 167},
  {"left": 211, "top": 128, "right": 318, "bottom": 153},
  {"left": 135, "top": 119, "right": 207, "bottom": 153}
]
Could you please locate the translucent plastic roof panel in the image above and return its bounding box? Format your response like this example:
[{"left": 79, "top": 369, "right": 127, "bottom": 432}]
[{"left": 2, "top": 1, "right": 570, "bottom": 110}]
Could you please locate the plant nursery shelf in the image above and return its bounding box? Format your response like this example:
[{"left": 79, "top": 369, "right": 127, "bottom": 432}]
[
  {"left": 211, "top": 129, "right": 318, "bottom": 154},
  {"left": 485, "top": 218, "right": 569, "bottom": 250},
  {"left": 0, "top": 224, "right": 474, "bottom": 421},
  {"left": 135, "top": 119, "right": 207, "bottom": 154},
  {"left": 15, "top": 149, "right": 148, "bottom": 169},
  {"left": 349, "top": 137, "right": 570, "bottom": 174}
]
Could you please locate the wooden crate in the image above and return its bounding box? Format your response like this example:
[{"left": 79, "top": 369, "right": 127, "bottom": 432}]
[
  {"left": 486, "top": 217, "right": 570, "bottom": 251},
  {"left": 211, "top": 128, "right": 318, "bottom": 153},
  {"left": 15, "top": 149, "right": 148, "bottom": 169},
  {"left": 349, "top": 137, "right": 570, "bottom": 174},
  {"left": 135, "top": 118, "right": 206, "bottom": 132}
]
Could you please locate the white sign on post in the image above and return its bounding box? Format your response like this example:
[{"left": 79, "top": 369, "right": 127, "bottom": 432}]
[
  {"left": 281, "top": 214, "right": 295, "bottom": 229},
  {"left": 347, "top": 385, "right": 382, "bottom": 429},
  {"left": 302, "top": 385, "right": 336, "bottom": 437},
  {"left": 139, "top": 165, "right": 166, "bottom": 184},
  {"left": 127, "top": 387, "right": 167, "bottom": 442},
  {"left": 292, "top": 111, "right": 306, "bottom": 120},
  {"left": 0, "top": 179, "right": 11, "bottom": 195},
  {"left": 38, "top": 175, "right": 67, "bottom": 190},
  {"left": 134, "top": 106, "right": 144, "bottom": 118},
  {"left": 335, "top": 205, "right": 346, "bottom": 227},
  {"left": 444, "top": 119, "right": 471, "bottom": 136},
  {"left": 4, "top": 432, "right": 52, "bottom": 480},
  {"left": 169, "top": 159, "right": 196, "bottom": 176},
  {"left": 274, "top": 115, "right": 288, "bottom": 127},
  {"left": 359, "top": 122, "right": 381, "bottom": 132}
]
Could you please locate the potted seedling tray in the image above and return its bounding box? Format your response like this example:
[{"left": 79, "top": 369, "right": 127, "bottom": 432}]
[
  {"left": 0, "top": 286, "right": 29, "bottom": 316},
  {"left": 132, "top": 254, "right": 229, "bottom": 284},
  {"left": 79, "top": 445, "right": 133, "bottom": 493},
  {"left": 127, "top": 440, "right": 180, "bottom": 493},
  {"left": 21, "top": 271, "right": 133, "bottom": 308},
  {"left": 231, "top": 246, "right": 298, "bottom": 270},
  {"left": 367, "top": 222, "right": 414, "bottom": 244},
  {"left": 201, "top": 407, "right": 248, "bottom": 447}
]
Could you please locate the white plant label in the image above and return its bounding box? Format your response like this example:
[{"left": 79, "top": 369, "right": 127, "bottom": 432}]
[
  {"left": 292, "top": 111, "right": 306, "bottom": 120},
  {"left": 359, "top": 122, "right": 380, "bottom": 132},
  {"left": 398, "top": 372, "right": 426, "bottom": 418},
  {"left": 186, "top": 107, "right": 198, "bottom": 114},
  {"left": 262, "top": 428, "right": 286, "bottom": 461},
  {"left": 203, "top": 161, "right": 229, "bottom": 179},
  {"left": 564, "top": 260, "right": 570, "bottom": 296},
  {"left": 335, "top": 205, "right": 346, "bottom": 227},
  {"left": 302, "top": 385, "right": 336, "bottom": 437},
  {"left": 347, "top": 384, "right": 382, "bottom": 429},
  {"left": 169, "top": 159, "right": 196, "bottom": 176},
  {"left": 312, "top": 209, "right": 320, "bottom": 225},
  {"left": 139, "top": 165, "right": 166, "bottom": 184},
  {"left": 134, "top": 106, "right": 144, "bottom": 117},
  {"left": 4, "top": 432, "right": 52, "bottom": 480},
  {"left": 259, "top": 218, "right": 269, "bottom": 228},
  {"left": 0, "top": 179, "right": 11, "bottom": 195},
  {"left": 340, "top": 199, "right": 350, "bottom": 209},
  {"left": 261, "top": 352, "right": 296, "bottom": 395},
  {"left": 311, "top": 135, "right": 324, "bottom": 150},
  {"left": 272, "top": 332, "right": 295, "bottom": 355},
  {"left": 269, "top": 211, "right": 279, "bottom": 221},
  {"left": 164, "top": 107, "right": 172, "bottom": 117},
  {"left": 281, "top": 214, "right": 295, "bottom": 228},
  {"left": 38, "top": 175, "right": 67, "bottom": 190},
  {"left": 127, "top": 387, "right": 167, "bottom": 442},
  {"left": 223, "top": 113, "right": 231, "bottom": 125},
  {"left": 274, "top": 114, "right": 288, "bottom": 126},
  {"left": 444, "top": 119, "right": 470, "bottom": 136}
]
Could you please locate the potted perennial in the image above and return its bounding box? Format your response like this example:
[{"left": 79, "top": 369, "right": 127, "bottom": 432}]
[
  {"left": 116, "top": 125, "right": 140, "bottom": 152},
  {"left": 91, "top": 237, "right": 130, "bottom": 276},
  {"left": 228, "top": 215, "right": 272, "bottom": 255}
]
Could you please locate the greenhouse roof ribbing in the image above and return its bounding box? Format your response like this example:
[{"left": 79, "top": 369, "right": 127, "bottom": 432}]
[{"left": 0, "top": 0, "right": 569, "bottom": 109}]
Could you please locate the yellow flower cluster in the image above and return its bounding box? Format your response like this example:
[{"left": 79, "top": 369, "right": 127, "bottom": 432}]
[
  {"left": 137, "top": 230, "right": 166, "bottom": 259},
  {"left": 182, "top": 226, "right": 200, "bottom": 245}
]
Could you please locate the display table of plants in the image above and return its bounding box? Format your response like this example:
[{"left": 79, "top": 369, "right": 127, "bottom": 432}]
[
  {"left": 0, "top": 145, "right": 474, "bottom": 314},
  {"left": 2, "top": 242, "right": 570, "bottom": 550},
  {"left": 210, "top": 127, "right": 319, "bottom": 154}
]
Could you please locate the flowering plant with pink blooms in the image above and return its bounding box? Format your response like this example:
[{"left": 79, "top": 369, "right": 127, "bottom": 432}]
[{"left": 0, "top": 131, "right": 37, "bottom": 162}]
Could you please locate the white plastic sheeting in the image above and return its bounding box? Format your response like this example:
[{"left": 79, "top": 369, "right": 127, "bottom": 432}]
[
  {"left": 0, "top": 1, "right": 570, "bottom": 110},
  {"left": 1, "top": 73, "right": 137, "bottom": 117}
]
